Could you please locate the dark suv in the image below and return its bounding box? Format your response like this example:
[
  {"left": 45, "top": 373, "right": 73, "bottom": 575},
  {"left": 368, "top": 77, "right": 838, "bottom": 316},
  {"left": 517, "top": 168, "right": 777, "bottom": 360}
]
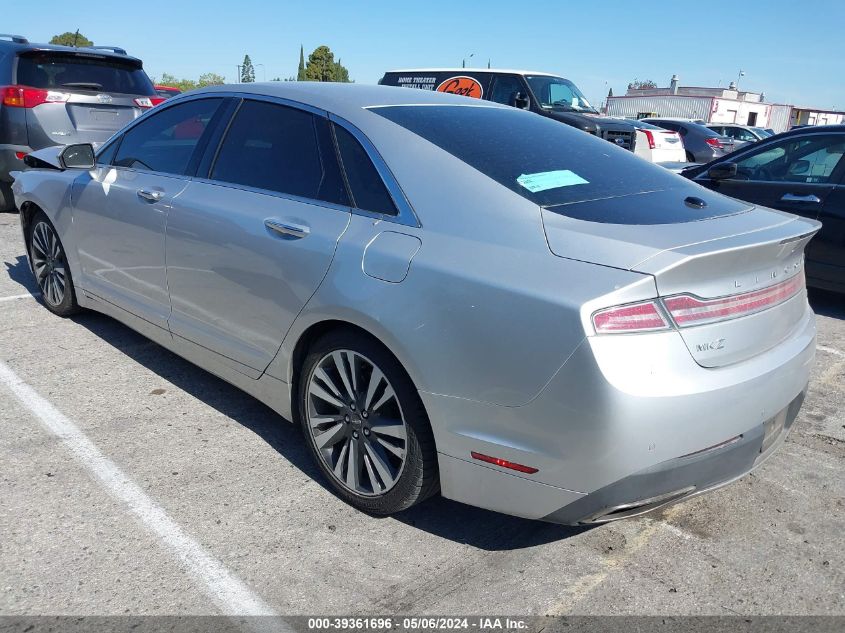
[
  {"left": 0, "top": 33, "right": 162, "bottom": 210},
  {"left": 380, "top": 68, "right": 637, "bottom": 151}
]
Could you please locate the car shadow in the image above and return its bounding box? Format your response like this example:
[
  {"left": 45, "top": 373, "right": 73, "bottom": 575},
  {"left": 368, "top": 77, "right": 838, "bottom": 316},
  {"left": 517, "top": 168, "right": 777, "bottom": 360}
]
[
  {"left": 4, "top": 255, "right": 40, "bottom": 296},
  {"left": 71, "top": 310, "right": 590, "bottom": 551},
  {"left": 809, "top": 288, "right": 844, "bottom": 319}
]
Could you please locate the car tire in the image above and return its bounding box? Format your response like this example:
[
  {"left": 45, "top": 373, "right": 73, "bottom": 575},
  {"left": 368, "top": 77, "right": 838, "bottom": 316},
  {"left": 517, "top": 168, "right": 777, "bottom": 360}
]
[
  {"left": 0, "top": 182, "right": 15, "bottom": 212},
  {"left": 27, "top": 210, "right": 80, "bottom": 317},
  {"left": 298, "top": 329, "right": 439, "bottom": 515}
]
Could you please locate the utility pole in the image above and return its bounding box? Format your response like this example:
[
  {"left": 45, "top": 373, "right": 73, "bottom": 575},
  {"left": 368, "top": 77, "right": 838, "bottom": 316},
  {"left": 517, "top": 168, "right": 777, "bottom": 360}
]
[{"left": 236, "top": 65, "right": 242, "bottom": 83}]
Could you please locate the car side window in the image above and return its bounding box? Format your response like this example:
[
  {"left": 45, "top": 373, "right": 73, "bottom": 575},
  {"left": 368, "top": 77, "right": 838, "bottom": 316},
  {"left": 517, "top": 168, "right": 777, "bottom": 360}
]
[
  {"left": 333, "top": 124, "right": 398, "bottom": 216},
  {"left": 95, "top": 139, "right": 119, "bottom": 166},
  {"left": 113, "top": 98, "right": 222, "bottom": 174},
  {"left": 733, "top": 128, "right": 757, "bottom": 142},
  {"left": 489, "top": 75, "right": 525, "bottom": 106},
  {"left": 733, "top": 135, "right": 845, "bottom": 183},
  {"left": 210, "top": 100, "right": 348, "bottom": 206}
]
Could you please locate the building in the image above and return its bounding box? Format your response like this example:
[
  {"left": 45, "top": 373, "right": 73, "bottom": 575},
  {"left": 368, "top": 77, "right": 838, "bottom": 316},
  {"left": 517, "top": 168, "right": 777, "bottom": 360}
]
[{"left": 605, "top": 75, "right": 843, "bottom": 133}]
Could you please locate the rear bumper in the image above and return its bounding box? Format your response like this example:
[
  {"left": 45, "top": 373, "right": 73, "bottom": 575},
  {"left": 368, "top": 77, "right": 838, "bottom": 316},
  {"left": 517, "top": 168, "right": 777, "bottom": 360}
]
[
  {"left": 543, "top": 390, "right": 804, "bottom": 524},
  {"left": 424, "top": 303, "right": 816, "bottom": 521}
]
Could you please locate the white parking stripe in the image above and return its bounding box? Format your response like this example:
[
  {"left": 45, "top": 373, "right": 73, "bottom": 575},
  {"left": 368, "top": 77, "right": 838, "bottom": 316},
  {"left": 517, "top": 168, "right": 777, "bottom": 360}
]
[
  {"left": 0, "top": 360, "right": 277, "bottom": 617},
  {"left": 817, "top": 344, "right": 844, "bottom": 358},
  {"left": 0, "top": 292, "right": 39, "bottom": 302}
]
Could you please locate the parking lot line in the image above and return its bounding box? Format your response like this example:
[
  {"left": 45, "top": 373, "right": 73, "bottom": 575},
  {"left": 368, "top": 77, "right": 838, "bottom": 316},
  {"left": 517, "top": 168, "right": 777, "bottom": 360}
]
[
  {"left": 817, "top": 344, "right": 844, "bottom": 358},
  {"left": 0, "top": 292, "right": 38, "bottom": 303},
  {"left": 0, "top": 359, "right": 278, "bottom": 617}
]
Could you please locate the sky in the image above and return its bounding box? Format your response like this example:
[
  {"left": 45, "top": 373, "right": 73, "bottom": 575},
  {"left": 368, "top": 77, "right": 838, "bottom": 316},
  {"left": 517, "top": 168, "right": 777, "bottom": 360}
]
[{"left": 6, "top": 0, "right": 845, "bottom": 109}]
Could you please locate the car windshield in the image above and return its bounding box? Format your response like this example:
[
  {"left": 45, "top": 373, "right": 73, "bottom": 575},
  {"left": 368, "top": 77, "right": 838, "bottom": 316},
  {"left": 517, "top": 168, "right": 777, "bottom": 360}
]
[
  {"left": 16, "top": 53, "right": 154, "bottom": 95},
  {"left": 525, "top": 75, "right": 598, "bottom": 113},
  {"left": 371, "top": 104, "right": 745, "bottom": 223}
]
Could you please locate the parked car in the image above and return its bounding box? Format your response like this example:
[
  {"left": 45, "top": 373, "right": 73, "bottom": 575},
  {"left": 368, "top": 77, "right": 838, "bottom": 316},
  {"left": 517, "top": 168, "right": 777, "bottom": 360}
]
[
  {"left": 707, "top": 123, "right": 770, "bottom": 149},
  {"left": 155, "top": 85, "right": 181, "bottom": 99},
  {"left": 626, "top": 119, "right": 686, "bottom": 163},
  {"left": 642, "top": 118, "right": 733, "bottom": 163},
  {"left": 380, "top": 68, "right": 639, "bottom": 151},
  {"left": 12, "top": 83, "right": 818, "bottom": 524},
  {"left": 683, "top": 125, "right": 845, "bottom": 293},
  {"left": 0, "top": 33, "right": 163, "bottom": 210}
]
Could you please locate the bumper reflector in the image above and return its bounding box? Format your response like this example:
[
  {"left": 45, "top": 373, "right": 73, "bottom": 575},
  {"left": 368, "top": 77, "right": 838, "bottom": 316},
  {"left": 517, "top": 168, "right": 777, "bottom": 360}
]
[{"left": 471, "top": 451, "right": 538, "bottom": 474}]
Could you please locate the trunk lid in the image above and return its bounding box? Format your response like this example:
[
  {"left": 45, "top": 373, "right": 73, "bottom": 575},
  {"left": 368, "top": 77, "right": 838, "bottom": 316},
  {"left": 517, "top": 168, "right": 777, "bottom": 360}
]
[{"left": 542, "top": 190, "right": 821, "bottom": 367}]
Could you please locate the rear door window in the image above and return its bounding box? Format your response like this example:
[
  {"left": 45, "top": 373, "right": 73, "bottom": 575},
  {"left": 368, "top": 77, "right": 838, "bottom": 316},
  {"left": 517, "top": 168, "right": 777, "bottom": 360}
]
[
  {"left": 334, "top": 125, "right": 397, "bottom": 215},
  {"left": 210, "top": 100, "right": 348, "bottom": 205},
  {"left": 16, "top": 53, "right": 154, "bottom": 95},
  {"left": 372, "top": 105, "right": 746, "bottom": 223},
  {"left": 114, "top": 98, "right": 222, "bottom": 174}
]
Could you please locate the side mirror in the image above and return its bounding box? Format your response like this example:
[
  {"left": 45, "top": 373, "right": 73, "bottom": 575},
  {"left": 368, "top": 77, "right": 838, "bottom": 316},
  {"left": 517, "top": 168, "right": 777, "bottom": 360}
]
[
  {"left": 510, "top": 91, "right": 530, "bottom": 110},
  {"left": 59, "top": 143, "right": 95, "bottom": 170},
  {"left": 707, "top": 162, "right": 738, "bottom": 180}
]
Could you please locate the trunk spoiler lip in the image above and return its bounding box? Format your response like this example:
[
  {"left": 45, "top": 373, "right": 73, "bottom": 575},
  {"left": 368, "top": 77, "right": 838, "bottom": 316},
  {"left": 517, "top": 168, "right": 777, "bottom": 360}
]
[{"left": 628, "top": 213, "right": 821, "bottom": 271}]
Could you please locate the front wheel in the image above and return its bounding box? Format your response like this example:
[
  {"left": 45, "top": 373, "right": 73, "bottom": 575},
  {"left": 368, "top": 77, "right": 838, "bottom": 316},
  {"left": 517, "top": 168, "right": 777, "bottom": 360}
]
[
  {"left": 298, "top": 330, "right": 439, "bottom": 515},
  {"left": 27, "top": 211, "right": 80, "bottom": 316}
]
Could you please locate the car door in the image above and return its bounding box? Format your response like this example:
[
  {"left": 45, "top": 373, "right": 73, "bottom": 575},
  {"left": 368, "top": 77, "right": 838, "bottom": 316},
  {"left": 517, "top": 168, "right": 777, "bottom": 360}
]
[
  {"left": 811, "top": 156, "right": 845, "bottom": 290},
  {"left": 70, "top": 97, "right": 224, "bottom": 327},
  {"left": 165, "top": 98, "right": 352, "bottom": 373},
  {"left": 695, "top": 131, "right": 845, "bottom": 286}
]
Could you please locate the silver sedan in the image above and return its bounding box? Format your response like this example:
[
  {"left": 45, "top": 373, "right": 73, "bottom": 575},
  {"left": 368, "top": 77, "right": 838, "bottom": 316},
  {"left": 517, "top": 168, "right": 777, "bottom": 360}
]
[{"left": 11, "top": 83, "right": 819, "bottom": 524}]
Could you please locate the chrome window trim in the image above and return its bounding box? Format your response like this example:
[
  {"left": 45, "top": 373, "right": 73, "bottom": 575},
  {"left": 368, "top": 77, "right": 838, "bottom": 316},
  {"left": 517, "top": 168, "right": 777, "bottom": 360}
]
[{"left": 329, "top": 113, "right": 421, "bottom": 228}]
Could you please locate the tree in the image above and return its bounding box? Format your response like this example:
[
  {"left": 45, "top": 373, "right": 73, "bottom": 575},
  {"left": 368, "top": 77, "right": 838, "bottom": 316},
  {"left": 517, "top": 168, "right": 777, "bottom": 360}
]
[
  {"left": 50, "top": 30, "right": 93, "bottom": 47},
  {"left": 297, "top": 45, "right": 306, "bottom": 81},
  {"left": 304, "top": 46, "right": 352, "bottom": 83},
  {"left": 627, "top": 79, "right": 658, "bottom": 90},
  {"left": 241, "top": 55, "right": 255, "bottom": 83},
  {"left": 197, "top": 73, "right": 225, "bottom": 87}
]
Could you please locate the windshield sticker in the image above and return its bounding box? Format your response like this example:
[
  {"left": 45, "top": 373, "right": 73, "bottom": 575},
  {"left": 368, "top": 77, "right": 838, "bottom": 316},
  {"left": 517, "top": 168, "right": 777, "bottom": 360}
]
[
  {"left": 517, "top": 170, "right": 589, "bottom": 193},
  {"left": 436, "top": 76, "right": 484, "bottom": 98}
]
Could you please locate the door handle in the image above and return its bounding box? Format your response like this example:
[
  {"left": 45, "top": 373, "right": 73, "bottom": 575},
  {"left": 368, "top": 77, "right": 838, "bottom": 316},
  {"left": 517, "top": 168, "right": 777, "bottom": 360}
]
[
  {"left": 264, "top": 219, "right": 310, "bottom": 239},
  {"left": 780, "top": 193, "right": 821, "bottom": 203},
  {"left": 137, "top": 188, "right": 164, "bottom": 202}
]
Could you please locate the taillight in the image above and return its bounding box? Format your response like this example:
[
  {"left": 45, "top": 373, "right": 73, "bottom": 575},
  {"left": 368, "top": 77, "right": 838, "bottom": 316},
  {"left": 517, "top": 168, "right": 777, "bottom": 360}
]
[
  {"left": 705, "top": 137, "right": 724, "bottom": 149},
  {"left": 641, "top": 129, "right": 656, "bottom": 149},
  {"left": 3, "top": 85, "right": 70, "bottom": 108},
  {"left": 663, "top": 272, "right": 805, "bottom": 328},
  {"left": 592, "top": 300, "right": 670, "bottom": 334},
  {"left": 134, "top": 96, "right": 167, "bottom": 109}
]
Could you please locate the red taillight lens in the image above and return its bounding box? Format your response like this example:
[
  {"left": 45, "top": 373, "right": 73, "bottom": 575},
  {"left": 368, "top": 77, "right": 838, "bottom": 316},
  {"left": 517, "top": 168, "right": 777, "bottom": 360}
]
[
  {"left": 14, "top": 152, "right": 27, "bottom": 160},
  {"left": 470, "top": 452, "right": 539, "bottom": 474},
  {"left": 134, "top": 96, "right": 167, "bottom": 108},
  {"left": 641, "top": 129, "right": 656, "bottom": 149},
  {"left": 592, "top": 300, "right": 670, "bottom": 334},
  {"left": 705, "top": 137, "right": 724, "bottom": 149},
  {"left": 3, "top": 85, "right": 70, "bottom": 108},
  {"left": 663, "top": 272, "right": 805, "bottom": 328}
]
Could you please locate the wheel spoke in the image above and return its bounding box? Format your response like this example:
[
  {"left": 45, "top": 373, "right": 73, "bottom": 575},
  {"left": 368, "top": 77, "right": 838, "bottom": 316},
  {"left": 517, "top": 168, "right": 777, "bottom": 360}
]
[
  {"left": 315, "top": 422, "right": 347, "bottom": 450},
  {"left": 371, "top": 419, "right": 407, "bottom": 441},
  {"left": 363, "top": 452, "right": 383, "bottom": 492},
  {"left": 365, "top": 441, "right": 395, "bottom": 487},
  {"left": 370, "top": 385, "right": 396, "bottom": 414},
  {"left": 32, "top": 226, "right": 49, "bottom": 258},
  {"left": 376, "top": 436, "right": 405, "bottom": 459},
  {"left": 345, "top": 439, "right": 361, "bottom": 490},
  {"left": 309, "top": 414, "right": 343, "bottom": 430},
  {"left": 364, "top": 366, "right": 385, "bottom": 411},
  {"left": 331, "top": 351, "right": 357, "bottom": 401},
  {"left": 308, "top": 381, "right": 346, "bottom": 409},
  {"left": 314, "top": 367, "right": 344, "bottom": 400},
  {"left": 333, "top": 439, "right": 350, "bottom": 479}
]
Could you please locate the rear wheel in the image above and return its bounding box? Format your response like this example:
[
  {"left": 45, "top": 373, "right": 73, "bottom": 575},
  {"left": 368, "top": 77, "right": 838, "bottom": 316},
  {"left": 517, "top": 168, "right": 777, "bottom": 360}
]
[
  {"left": 298, "top": 330, "right": 439, "bottom": 514},
  {"left": 27, "top": 211, "right": 80, "bottom": 316}
]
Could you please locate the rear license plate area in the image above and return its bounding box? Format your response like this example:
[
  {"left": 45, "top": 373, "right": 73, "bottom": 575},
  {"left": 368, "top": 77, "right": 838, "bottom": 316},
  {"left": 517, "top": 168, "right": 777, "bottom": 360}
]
[{"left": 761, "top": 408, "right": 788, "bottom": 455}]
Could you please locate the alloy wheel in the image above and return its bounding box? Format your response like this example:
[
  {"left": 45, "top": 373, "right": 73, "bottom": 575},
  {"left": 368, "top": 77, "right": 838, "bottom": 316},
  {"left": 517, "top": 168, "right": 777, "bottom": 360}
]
[
  {"left": 30, "top": 221, "right": 67, "bottom": 307},
  {"left": 305, "top": 350, "right": 409, "bottom": 496}
]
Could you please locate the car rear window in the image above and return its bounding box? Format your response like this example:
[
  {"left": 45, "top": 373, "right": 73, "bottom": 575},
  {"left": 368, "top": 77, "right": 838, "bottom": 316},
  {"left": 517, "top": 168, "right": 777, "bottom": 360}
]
[
  {"left": 16, "top": 52, "right": 154, "bottom": 95},
  {"left": 371, "top": 105, "right": 744, "bottom": 222}
]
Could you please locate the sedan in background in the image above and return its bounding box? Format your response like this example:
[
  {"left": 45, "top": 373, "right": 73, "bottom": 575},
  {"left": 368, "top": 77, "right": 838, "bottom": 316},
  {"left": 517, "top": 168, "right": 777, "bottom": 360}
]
[
  {"left": 627, "top": 119, "right": 686, "bottom": 163},
  {"left": 684, "top": 125, "right": 845, "bottom": 293},
  {"left": 643, "top": 118, "right": 733, "bottom": 163},
  {"left": 708, "top": 123, "right": 771, "bottom": 149},
  {"left": 12, "top": 83, "right": 818, "bottom": 524}
]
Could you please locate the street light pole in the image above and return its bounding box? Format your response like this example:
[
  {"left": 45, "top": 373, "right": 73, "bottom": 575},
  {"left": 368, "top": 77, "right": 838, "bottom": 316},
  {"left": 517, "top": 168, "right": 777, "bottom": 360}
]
[
  {"left": 736, "top": 69, "right": 745, "bottom": 92},
  {"left": 235, "top": 65, "right": 242, "bottom": 83},
  {"left": 255, "top": 63, "right": 266, "bottom": 82},
  {"left": 462, "top": 53, "right": 474, "bottom": 68}
]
